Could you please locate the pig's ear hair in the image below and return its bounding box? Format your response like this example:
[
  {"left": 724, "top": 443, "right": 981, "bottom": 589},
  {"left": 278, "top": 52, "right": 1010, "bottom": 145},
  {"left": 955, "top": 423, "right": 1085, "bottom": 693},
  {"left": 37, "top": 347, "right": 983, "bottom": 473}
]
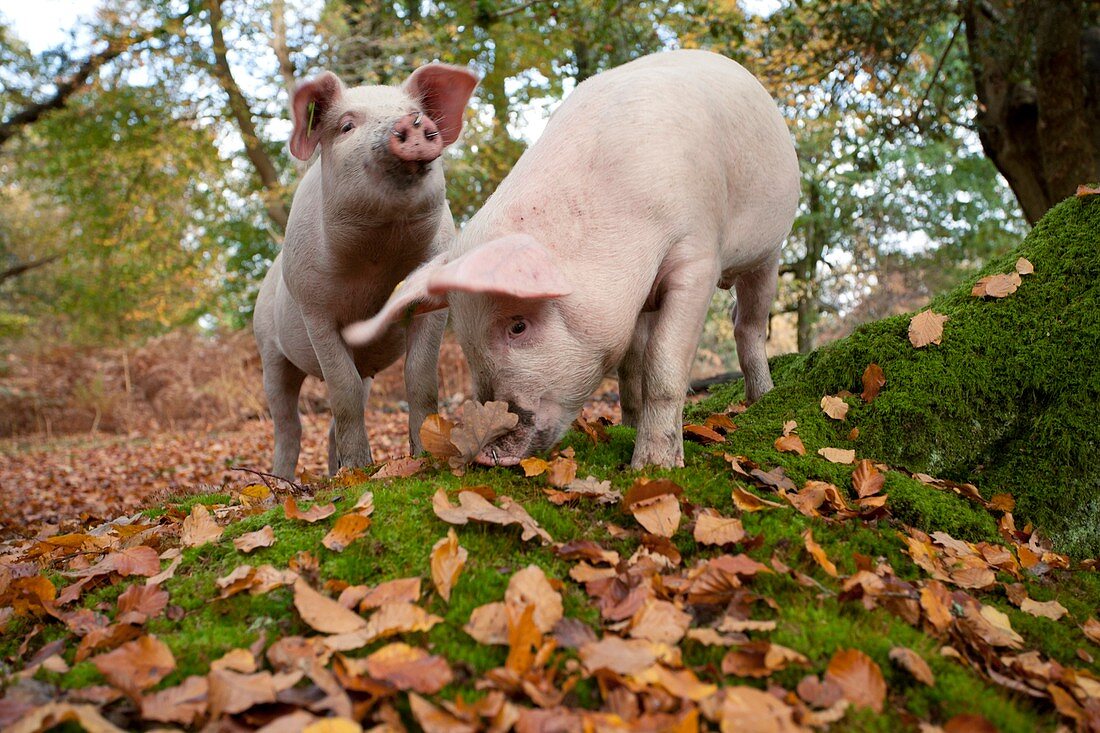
[
  {"left": 404, "top": 63, "right": 479, "bottom": 147},
  {"left": 427, "top": 234, "right": 574, "bottom": 300},
  {"left": 290, "top": 71, "right": 343, "bottom": 160},
  {"left": 342, "top": 253, "right": 449, "bottom": 346}
]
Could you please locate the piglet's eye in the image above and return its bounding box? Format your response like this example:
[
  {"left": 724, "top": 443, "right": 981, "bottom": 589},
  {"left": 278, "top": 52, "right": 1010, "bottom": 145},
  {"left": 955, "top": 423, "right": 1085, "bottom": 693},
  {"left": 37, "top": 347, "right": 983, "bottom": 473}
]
[
  {"left": 509, "top": 320, "right": 527, "bottom": 336},
  {"left": 340, "top": 121, "right": 355, "bottom": 133}
]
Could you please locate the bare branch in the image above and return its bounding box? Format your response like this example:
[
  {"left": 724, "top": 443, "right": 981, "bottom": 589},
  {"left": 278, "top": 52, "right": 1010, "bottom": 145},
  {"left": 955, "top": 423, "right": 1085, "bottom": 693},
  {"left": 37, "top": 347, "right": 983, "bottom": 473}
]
[
  {"left": 0, "top": 254, "right": 61, "bottom": 284},
  {"left": 230, "top": 465, "right": 304, "bottom": 494},
  {"left": 491, "top": 0, "right": 552, "bottom": 21},
  {"left": 910, "top": 17, "right": 964, "bottom": 128},
  {"left": 270, "top": 0, "right": 297, "bottom": 106},
  {"left": 270, "top": 0, "right": 303, "bottom": 175}
]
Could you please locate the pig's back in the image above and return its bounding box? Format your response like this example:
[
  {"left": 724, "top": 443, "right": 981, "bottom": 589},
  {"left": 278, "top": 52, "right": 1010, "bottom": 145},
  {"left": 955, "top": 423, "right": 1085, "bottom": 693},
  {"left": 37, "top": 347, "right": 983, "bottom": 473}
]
[{"left": 471, "top": 50, "right": 798, "bottom": 275}]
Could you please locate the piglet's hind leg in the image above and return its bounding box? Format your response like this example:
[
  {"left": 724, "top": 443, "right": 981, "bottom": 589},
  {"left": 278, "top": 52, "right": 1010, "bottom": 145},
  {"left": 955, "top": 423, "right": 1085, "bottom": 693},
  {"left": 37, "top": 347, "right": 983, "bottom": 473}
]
[
  {"left": 631, "top": 257, "right": 717, "bottom": 469},
  {"left": 733, "top": 255, "right": 778, "bottom": 404}
]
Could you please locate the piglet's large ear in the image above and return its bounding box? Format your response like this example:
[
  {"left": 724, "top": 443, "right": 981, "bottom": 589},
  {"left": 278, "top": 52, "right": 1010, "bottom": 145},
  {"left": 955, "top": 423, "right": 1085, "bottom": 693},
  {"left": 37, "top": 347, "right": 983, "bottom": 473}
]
[
  {"left": 290, "top": 71, "right": 343, "bottom": 160},
  {"left": 427, "top": 234, "right": 574, "bottom": 300},
  {"left": 342, "top": 254, "right": 449, "bottom": 346},
  {"left": 403, "top": 63, "right": 479, "bottom": 147}
]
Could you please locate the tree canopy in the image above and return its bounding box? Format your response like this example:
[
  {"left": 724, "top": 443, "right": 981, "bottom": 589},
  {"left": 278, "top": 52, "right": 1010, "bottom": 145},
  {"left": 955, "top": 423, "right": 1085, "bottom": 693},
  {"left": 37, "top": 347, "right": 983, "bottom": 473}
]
[{"left": 1, "top": 0, "right": 1094, "bottom": 347}]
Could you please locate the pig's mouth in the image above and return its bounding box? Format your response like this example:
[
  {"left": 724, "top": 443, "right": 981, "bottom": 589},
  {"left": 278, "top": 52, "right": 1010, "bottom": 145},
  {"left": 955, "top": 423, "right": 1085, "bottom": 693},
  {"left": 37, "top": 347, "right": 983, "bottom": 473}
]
[
  {"left": 378, "top": 157, "right": 435, "bottom": 183},
  {"left": 369, "top": 136, "right": 437, "bottom": 184},
  {"left": 474, "top": 429, "right": 555, "bottom": 467},
  {"left": 398, "top": 159, "right": 434, "bottom": 176},
  {"left": 473, "top": 409, "right": 569, "bottom": 467}
]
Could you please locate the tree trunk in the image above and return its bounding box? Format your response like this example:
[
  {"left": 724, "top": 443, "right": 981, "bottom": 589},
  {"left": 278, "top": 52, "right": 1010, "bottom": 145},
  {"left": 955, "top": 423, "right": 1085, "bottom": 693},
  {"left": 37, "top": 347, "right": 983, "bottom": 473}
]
[
  {"left": 1034, "top": 2, "right": 1096, "bottom": 202},
  {"left": 573, "top": 39, "right": 594, "bottom": 82},
  {"left": 796, "top": 178, "right": 825, "bottom": 354},
  {"left": 962, "top": 0, "right": 1099, "bottom": 224},
  {"left": 796, "top": 289, "right": 815, "bottom": 355},
  {"left": 270, "top": 0, "right": 297, "bottom": 104},
  {"left": 206, "top": 0, "right": 289, "bottom": 232}
]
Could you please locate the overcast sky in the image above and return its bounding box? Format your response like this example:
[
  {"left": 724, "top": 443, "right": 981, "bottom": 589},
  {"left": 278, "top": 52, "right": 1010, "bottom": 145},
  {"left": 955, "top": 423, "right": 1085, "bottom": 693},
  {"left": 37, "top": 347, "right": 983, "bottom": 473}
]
[{"left": 1, "top": 0, "right": 101, "bottom": 52}]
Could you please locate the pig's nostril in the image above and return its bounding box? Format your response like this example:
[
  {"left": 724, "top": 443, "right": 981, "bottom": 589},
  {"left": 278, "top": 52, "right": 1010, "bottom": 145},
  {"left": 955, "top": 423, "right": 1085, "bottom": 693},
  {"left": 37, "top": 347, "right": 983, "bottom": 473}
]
[
  {"left": 392, "top": 128, "right": 406, "bottom": 142},
  {"left": 424, "top": 129, "right": 439, "bottom": 139}
]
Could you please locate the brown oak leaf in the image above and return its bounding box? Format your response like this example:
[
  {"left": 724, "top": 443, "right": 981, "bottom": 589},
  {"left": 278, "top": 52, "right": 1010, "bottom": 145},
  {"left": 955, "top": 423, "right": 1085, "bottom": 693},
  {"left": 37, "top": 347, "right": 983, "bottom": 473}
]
[
  {"left": 861, "top": 363, "right": 885, "bottom": 402},
  {"left": 365, "top": 643, "right": 453, "bottom": 694},
  {"left": 92, "top": 635, "right": 176, "bottom": 701},
  {"left": 908, "top": 309, "right": 948, "bottom": 348},
  {"left": 233, "top": 525, "right": 275, "bottom": 554},
  {"left": 419, "top": 414, "right": 459, "bottom": 460},
  {"left": 774, "top": 434, "right": 806, "bottom": 455},
  {"left": 888, "top": 646, "right": 934, "bottom": 686},
  {"left": 322, "top": 514, "right": 371, "bottom": 552},
  {"left": 825, "top": 648, "right": 886, "bottom": 713},
  {"left": 851, "top": 459, "right": 885, "bottom": 498},
  {"left": 820, "top": 395, "right": 849, "bottom": 420},
  {"left": 284, "top": 496, "right": 336, "bottom": 524},
  {"left": 293, "top": 579, "right": 367, "bottom": 634},
  {"left": 430, "top": 528, "right": 467, "bottom": 603},
  {"left": 432, "top": 489, "right": 552, "bottom": 544},
  {"left": 449, "top": 400, "right": 519, "bottom": 466}
]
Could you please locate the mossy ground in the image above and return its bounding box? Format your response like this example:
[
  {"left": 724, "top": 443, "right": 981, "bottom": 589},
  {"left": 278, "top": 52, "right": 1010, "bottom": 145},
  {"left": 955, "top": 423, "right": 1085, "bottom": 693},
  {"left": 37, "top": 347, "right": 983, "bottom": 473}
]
[
  {"left": 3, "top": 419, "right": 1095, "bottom": 731},
  {"left": 689, "top": 194, "right": 1100, "bottom": 558},
  {"left": 3, "top": 198, "right": 1097, "bottom": 731}
]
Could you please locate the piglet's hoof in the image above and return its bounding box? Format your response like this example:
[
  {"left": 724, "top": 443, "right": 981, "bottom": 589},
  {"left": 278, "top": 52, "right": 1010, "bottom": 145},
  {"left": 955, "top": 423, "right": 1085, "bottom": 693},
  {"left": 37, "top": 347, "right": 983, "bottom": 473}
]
[{"left": 631, "top": 434, "right": 685, "bottom": 470}]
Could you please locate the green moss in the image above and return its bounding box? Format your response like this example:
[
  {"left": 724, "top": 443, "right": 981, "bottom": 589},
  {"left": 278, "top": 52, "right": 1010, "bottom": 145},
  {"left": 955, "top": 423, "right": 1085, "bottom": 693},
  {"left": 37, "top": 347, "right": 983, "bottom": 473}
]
[
  {"left": 690, "top": 196, "right": 1100, "bottom": 557},
  {"left": 882, "top": 474, "right": 998, "bottom": 542},
  {"left": 766, "top": 599, "right": 1055, "bottom": 732}
]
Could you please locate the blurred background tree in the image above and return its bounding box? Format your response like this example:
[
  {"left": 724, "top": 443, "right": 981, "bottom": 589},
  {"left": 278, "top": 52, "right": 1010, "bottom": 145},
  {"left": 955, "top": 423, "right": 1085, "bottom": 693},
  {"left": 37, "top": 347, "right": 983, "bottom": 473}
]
[{"left": 1, "top": 0, "right": 1094, "bottom": 354}]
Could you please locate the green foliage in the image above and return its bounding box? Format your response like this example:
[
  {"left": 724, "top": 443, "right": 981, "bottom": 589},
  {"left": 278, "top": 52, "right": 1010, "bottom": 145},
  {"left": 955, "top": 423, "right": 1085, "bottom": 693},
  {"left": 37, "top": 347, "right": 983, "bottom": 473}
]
[
  {"left": 0, "top": 312, "right": 29, "bottom": 339},
  {"left": 737, "top": 2, "right": 1027, "bottom": 352},
  {"left": 2, "top": 82, "right": 223, "bottom": 342},
  {"left": 1, "top": 0, "right": 1033, "bottom": 346}
]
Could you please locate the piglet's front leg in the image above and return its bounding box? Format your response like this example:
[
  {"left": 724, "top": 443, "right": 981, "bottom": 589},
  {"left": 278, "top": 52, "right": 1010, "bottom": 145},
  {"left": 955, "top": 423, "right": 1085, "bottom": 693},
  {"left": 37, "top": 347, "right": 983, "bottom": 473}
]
[
  {"left": 304, "top": 312, "right": 373, "bottom": 470},
  {"left": 404, "top": 310, "right": 446, "bottom": 455},
  {"left": 631, "top": 260, "right": 717, "bottom": 469}
]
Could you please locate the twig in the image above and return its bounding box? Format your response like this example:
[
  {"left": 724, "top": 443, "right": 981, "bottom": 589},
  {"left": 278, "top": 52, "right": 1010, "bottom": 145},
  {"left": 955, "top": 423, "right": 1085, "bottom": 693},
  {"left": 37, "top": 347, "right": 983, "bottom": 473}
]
[
  {"left": 911, "top": 17, "right": 964, "bottom": 128},
  {"left": 0, "top": 254, "right": 61, "bottom": 284},
  {"left": 205, "top": 0, "right": 289, "bottom": 232},
  {"left": 689, "top": 371, "right": 744, "bottom": 394},
  {"left": 230, "top": 466, "right": 304, "bottom": 494},
  {"left": 491, "top": 0, "right": 551, "bottom": 21}
]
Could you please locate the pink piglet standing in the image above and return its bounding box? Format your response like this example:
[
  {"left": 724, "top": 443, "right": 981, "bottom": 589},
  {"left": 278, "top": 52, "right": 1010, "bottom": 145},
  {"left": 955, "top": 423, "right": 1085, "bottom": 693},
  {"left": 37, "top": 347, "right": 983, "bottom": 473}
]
[
  {"left": 254, "top": 63, "right": 478, "bottom": 480},
  {"left": 344, "top": 50, "right": 799, "bottom": 469}
]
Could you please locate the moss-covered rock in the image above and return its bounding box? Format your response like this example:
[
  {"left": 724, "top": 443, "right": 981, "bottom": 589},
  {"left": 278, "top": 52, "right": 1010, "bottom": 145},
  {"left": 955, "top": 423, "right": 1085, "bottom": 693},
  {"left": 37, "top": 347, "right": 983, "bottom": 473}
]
[{"left": 690, "top": 194, "right": 1100, "bottom": 557}]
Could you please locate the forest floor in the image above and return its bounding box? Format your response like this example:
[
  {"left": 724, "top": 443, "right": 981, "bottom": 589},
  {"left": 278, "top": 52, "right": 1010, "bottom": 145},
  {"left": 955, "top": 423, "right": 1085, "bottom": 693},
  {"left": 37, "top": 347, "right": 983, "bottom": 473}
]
[
  {"left": 0, "top": 395, "right": 1097, "bottom": 732},
  {"left": 0, "top": 395, "right": 621, "bottom": 540}
]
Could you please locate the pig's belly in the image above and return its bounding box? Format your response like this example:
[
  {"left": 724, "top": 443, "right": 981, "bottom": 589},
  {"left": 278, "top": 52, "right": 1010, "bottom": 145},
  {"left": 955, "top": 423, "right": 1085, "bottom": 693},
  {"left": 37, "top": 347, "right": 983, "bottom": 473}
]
[{"left": 275, "top": 297, "right": 407, "bottom": 381}]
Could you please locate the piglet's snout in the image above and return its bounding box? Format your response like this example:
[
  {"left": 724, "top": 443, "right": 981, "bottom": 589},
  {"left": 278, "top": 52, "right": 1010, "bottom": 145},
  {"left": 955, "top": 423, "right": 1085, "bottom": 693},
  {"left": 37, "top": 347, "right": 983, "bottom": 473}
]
[{"left": 388, "top": 112, "right": 443, "bottom": 168}]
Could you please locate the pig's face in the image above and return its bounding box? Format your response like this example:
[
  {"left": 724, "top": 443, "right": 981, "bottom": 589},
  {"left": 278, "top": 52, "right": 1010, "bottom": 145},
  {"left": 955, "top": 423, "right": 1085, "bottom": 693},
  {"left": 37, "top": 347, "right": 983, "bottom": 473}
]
[
  {"left": 451, "top": 293, "right": 607, "bottom": 464},
  {"left": 289, "top": 66, "right": 478, "bottom": 217},
  {"left": 341, "top": 233, "right": 594, "bottom": 464}
]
